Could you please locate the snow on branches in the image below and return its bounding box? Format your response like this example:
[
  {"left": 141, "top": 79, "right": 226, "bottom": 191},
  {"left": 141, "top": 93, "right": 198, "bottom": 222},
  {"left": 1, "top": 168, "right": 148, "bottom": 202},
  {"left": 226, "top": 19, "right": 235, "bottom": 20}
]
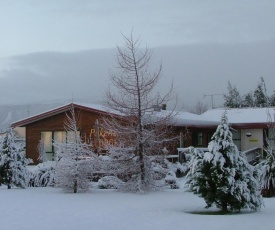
[
  {"left": 186, "top": 112, "right": 263, "bottom": 212},
  {"left": 54, "top": 107, "right": 96, "bottom": 193},
  {"left": 0, "top": 127, "right": 32, "bottom": 189}
]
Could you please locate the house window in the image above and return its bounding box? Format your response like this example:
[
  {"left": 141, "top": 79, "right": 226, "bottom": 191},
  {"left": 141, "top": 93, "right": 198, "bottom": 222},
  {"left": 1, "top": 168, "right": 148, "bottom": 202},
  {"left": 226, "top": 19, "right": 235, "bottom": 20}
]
[
  {"left": 54, "top": 131, "right": 66, "bottom": 143},
  {"left": 41, "top": 132, "right": 54, "bottom": 160},
  {"left": 231, "top": 130, "right": 241, "bottom": 150},
  {"left": 41, "top": 131, "right": 79, "bottom": 161},
  {"left": 267, "top": 128, "right": 275, "bottom": 150},
  {"left": 192, "top": 131, "right": 203, "bottom": 146},
  {"left": 198, "top": 132, "right": 203, "bottom": 145}
]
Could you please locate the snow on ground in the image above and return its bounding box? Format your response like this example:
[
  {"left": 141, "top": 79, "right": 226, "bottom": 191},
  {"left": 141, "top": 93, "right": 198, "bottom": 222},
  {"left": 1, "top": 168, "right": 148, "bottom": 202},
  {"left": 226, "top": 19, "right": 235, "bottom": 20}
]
[{"left": 1, "top": 180, "right": 275, "bottom": 230}]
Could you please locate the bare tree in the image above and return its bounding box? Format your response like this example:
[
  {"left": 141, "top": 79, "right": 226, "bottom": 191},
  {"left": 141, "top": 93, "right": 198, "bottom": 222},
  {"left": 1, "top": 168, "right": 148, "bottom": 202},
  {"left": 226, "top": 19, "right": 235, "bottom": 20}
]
[
  {"left": 104, "top": 32, "right": 176, "bottom": 193},
  {"left": 188, "top": 100, "right": 208, "bottom": 114}
]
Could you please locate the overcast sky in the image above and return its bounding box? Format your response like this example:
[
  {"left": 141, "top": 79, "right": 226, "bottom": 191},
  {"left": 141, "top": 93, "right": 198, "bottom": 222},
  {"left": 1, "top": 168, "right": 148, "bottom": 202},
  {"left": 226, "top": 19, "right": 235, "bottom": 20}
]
[{"left": 0, "top": 1, "right": 275, "bottom": 109}]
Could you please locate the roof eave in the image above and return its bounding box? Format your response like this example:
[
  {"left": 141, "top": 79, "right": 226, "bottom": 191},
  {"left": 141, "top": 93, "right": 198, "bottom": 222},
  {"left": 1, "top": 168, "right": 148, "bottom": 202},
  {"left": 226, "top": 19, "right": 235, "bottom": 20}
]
[{"left": 11, "top": 103, "right": 121, "bottom": 128}]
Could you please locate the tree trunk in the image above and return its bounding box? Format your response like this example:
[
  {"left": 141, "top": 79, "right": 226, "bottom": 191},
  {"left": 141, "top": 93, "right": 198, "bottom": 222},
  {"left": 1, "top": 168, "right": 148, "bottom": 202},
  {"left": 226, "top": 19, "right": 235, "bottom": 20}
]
[
  {"left": 221, "top": 201, "right": 228, "bottom": 213},
  {"left": 74, "top": 179, "right": 77, "bottom": 193},
  {"left": 138, "top": 148, "right": 145, "bottom": 183}
]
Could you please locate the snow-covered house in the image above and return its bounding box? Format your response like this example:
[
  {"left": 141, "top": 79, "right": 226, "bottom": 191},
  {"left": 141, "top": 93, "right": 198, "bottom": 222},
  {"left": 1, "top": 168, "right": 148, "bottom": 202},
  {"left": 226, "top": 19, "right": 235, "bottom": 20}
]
[
  {"left": 11, "top": 103, "right": 275, "bottom": 165},
  {"left": 200, "top": 107, "right": 275, "bottom": 152},
  {"left": 11, "top": 103, "right": 121, "bottom": 164},
  {"left": 174, "top": 107, "right": 275, "bottom": 162}
]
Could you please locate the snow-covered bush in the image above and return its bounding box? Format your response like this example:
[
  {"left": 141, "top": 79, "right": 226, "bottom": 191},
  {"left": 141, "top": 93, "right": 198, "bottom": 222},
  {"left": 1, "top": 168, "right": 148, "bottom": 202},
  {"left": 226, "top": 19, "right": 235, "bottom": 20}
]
[
  {"left": 54, "top": 108, "right": 96, "bottom": 193},
  {"left": 257, "top": 150, "right": 275, "bottom": 197},
  {"left": 151, "top": 161, "right": 167, "bottom": 180},
  {"left": 166, "top": 160, "right": 188, "bottom": 177},
  {"left": 165, "top": 171, "right": 179, "bottom": 189},
  {"left": 118, "top": 154, "right": 159, "bottom": 193},
  {"left": 186, "top": 113, "right": 263, "bottom": 212},
  {"left": 0, "top": 127, "right": 32, "bottom": 189},
  {"left": 29, "top": 162, "right": 55, "bottom": 187},
  {"left": 98, "top": 176, "right": 124, "bottom": 189},
  {"left": 256, "top": 103, "right": 275, "bottom": 197}
]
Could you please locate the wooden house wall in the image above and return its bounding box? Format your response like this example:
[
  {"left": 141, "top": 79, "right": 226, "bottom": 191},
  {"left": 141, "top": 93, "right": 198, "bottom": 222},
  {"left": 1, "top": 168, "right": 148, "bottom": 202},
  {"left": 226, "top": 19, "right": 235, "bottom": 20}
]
[
  {"left": 176, "top": 127, "right": 216, "bottom": 148},
  {"left": 163, "top": 127, "right": 216, "bottom": 156},
  {"left": 25, "top": 109, "right": 113, "bottom": 164},
  {"left": 24, "top": 107, "right": 218, "bottom": 165}
]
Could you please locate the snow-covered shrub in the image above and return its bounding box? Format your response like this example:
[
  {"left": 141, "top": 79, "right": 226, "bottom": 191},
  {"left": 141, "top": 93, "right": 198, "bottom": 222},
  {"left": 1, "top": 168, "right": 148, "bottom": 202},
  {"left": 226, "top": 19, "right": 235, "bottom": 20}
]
[
  {"left": 186, "top": 113, "right": 263, "bottom": 212},
  {"left": 55, "top": 153, "right": 93, "bottom": 193},
  {"left": 54, "top": 108, "right": 96, "bottom": 193},
  {"left": 151, "top": 161, "right": 167, "bottom": 180},
  {"left": 118, "top": 156, "right": 162, "bottom": 193},
  {"left": 166, "top": 160, "right": 189, "bottom": 177},
  {"left": 30, "top": 162, "right": 55, "bottom": 187},
  {"left": 257, "top": 150, "right": 275, "bottom": 197},
  {"left": 98, "top": 145, "right": 160, "bottom": 193},
  {"left": 0, "top": 128, "right": 32, "bottom": 189},
  {"left": 165, "top": 171, "right": 179, "bottom": 189},
  {"left": 98, "top": 176, "right": 124, "bottom": 189}
]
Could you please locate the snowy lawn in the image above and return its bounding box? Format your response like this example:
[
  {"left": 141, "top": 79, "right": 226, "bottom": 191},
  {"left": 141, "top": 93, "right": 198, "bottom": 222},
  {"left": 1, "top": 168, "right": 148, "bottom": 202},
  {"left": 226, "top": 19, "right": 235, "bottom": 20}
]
[{"left": 1, "top": 181, "right": 275, "bottom": 230}]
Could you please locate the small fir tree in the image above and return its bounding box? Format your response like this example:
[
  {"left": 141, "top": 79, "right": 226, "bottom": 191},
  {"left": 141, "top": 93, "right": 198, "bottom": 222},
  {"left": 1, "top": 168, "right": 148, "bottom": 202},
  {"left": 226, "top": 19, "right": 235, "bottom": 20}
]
[
  {"left": 0, "top": 127, "right": 32, "bottom": 189},
  {"left": 257, "top": 150, "right": 275, "bottom": 197},
  {"left": 224, "top": 81, "right": 242, "bottom": 108},
  {"left": 269, "top": 91, "right": 275, "bottom": 107},
  {"left": 54, "top": 108, "right": 95, "bottom": 193},
  {"left": 186, "top": 113, "right": 263, "bottom": 212},
  {"left": 257, "top": 108, "right": 275, "bottom": 197},
  {"left": 254, "top": 77, "right": 268, "bottom": 107},
  {"left": 241, "top": 91, "right": 254, "bottom": 108}
]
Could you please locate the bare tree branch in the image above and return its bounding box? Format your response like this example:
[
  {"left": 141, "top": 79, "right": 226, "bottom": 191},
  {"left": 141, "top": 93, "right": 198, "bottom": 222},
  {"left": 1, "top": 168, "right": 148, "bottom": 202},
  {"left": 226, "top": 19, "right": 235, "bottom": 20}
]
[{"left": 103, "top": 32, "right": 177, "bottom": 193}]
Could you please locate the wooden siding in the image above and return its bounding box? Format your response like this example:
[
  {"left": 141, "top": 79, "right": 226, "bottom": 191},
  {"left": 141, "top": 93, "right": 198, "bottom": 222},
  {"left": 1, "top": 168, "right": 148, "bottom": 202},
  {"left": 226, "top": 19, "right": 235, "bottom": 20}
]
[{"left": 25, "top": 108, "right": 114, "bottom": 164}]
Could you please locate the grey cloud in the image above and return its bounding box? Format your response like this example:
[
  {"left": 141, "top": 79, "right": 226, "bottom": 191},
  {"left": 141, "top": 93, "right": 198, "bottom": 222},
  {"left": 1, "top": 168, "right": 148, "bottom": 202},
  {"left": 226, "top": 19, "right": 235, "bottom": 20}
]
[{"left": 1, "top": 40, "right": 275, "bottom": 109}]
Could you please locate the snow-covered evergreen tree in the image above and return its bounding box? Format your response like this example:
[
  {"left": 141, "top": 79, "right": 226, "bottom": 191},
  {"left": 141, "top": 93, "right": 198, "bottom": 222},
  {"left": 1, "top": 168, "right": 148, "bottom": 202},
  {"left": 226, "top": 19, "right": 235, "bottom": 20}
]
[
  {"left": 269, "top": 91, "right": 275, "bottom": 107},
  {"left": 257, "top": 108, "right": 275, "bottom": 197},
  {"left": 254, "top": 77, "right": 268, "bottom": 107},
  {"left": 241, "top": 91, "right": 254, "bottom": 108},
  {"left": 54, "top": 108, "right": 95, "bottom": 193},
  {"left": 0, "top": 127, "right": 32, "bottom": 189},
  {"left": 257, "top": 150, "right": 275, "bottom": 197},
  {"left": 224, "top": 81, "right": 242, "bottom": 108},
  {"left": 186, "top": 113, "right": 263, "bottom": 212}
]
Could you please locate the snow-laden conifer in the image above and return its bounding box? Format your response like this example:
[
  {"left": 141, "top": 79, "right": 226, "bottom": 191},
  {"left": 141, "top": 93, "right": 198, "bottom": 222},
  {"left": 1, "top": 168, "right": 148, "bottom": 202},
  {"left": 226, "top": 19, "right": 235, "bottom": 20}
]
[
  {"left": 186, "top": 113, "right": 263, "bottom": 212},
  {"left": 54, "top": 107, "right": 95, "bottom": 193},
  {"left": 257, "top": 150, "right": 275, "bottom": 197},
  {"left": 224, "top": 81, "right": 242, "bottom": 108},
  {"left": 0, "top": 127, "right": 32, "bottom": 189},
  {"left": 254, "top": 77, "right": 268, "bottom": 107},
  {"left": 256, "top": 107, "right": 275, "bottom": 197}
]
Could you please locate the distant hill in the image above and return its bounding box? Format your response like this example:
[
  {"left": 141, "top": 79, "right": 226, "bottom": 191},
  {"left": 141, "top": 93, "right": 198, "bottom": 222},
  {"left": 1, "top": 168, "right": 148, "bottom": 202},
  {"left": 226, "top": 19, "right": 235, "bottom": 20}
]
[{"left": 1, "top": 40, "right": 275, "bottom": 117}]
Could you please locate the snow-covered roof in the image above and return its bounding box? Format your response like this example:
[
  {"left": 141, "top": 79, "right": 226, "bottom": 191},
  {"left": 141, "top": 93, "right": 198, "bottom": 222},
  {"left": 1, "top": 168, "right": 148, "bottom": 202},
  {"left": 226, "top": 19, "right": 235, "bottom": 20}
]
[
  {"left": 163, "top": 107, "right": 275, "bottom": 128},
  {"left": 201, "top": 107, "right": 275, "bottom": 124},
  {"left": 11, "top": 102, "right": 275, "bottom": 129},
  {"left": 171, "top": 111, "right": 219, "bottom": 127},
  {"left": 11, "top": 102, "right": 121, "bottom": 128}
]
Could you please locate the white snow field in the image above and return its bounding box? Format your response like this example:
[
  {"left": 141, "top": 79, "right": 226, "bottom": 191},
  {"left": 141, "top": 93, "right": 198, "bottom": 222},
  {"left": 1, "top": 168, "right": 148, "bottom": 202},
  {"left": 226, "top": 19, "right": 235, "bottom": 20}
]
[{"left": 1, "top": 182, "right": 275, "bottom": 230}]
